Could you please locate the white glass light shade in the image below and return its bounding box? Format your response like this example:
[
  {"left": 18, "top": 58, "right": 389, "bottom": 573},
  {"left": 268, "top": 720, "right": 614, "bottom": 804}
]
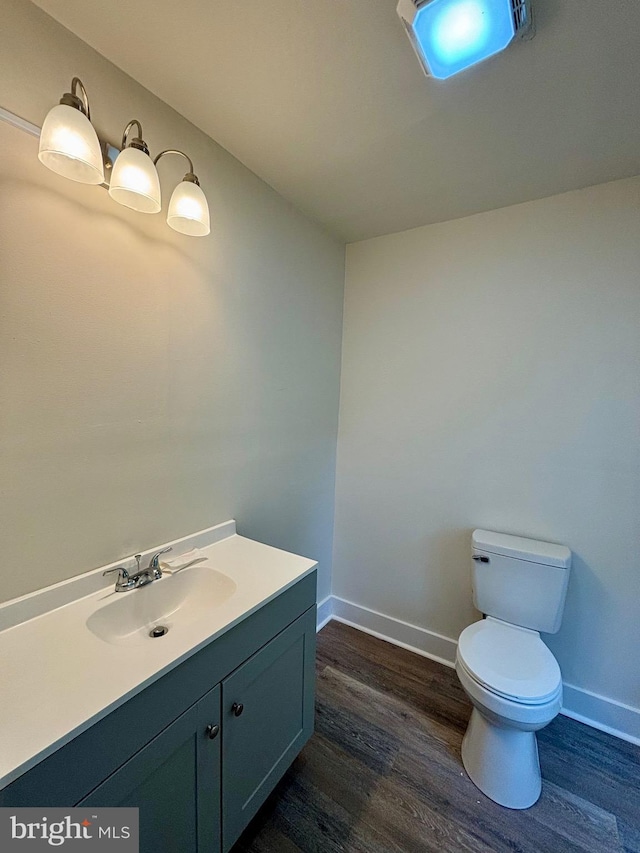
[
  {"left": 38, "top": 103, "right": 104, "bottom": 184},
  {"left": 167, "top": 181, "right": 210, "bottom": 236},
  {"left": 108, "top": 147, "right": 161, "bottom": 213}
]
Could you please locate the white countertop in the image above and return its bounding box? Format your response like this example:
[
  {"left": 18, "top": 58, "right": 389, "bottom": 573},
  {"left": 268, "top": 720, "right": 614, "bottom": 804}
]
[{"left": 0, "top": 521, "right": 316, "bottom": 790}]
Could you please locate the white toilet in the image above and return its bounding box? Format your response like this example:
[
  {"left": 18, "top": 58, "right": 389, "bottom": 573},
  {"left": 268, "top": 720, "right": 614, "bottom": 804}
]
[{"left": 456, "top": 529, "right": 571, "bottom": 810}]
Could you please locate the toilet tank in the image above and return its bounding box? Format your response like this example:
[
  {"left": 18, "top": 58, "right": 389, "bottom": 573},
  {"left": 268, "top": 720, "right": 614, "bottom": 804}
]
[{"left": 471, "top": 530, "right": 572, "bottom": 634}]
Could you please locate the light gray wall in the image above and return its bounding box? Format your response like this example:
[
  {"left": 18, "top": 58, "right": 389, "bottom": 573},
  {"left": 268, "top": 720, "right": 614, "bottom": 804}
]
[
  {"left": 334, "top": 177, "right": 640, "bottom": 712},
  {"left": 0, "top": 0, "right": 344, "bottom": 603}
]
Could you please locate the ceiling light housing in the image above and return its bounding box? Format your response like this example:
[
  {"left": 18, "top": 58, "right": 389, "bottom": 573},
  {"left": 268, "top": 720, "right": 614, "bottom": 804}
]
[{"left": 397, "top": 0, "right": 533, "bottom": 80}]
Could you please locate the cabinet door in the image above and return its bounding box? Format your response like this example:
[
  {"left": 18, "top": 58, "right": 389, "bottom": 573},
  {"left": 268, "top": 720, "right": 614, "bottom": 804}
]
[
  {"left": 78, "top": 685, "right": 221, "bottom": 853},
  {"left": 221, "top": 606, "right": 316, "bottom": 852}
]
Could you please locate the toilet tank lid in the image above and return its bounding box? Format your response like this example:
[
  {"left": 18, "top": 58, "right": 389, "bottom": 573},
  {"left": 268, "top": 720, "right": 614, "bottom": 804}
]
[{"left": 472, "top": 530, "right": 571, "bottom": 569}]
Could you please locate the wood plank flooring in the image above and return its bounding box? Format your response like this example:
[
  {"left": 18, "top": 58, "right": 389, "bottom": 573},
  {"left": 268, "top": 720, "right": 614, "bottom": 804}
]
[{"left": 233, "top": 621, "right": 640, "bottom": 853}]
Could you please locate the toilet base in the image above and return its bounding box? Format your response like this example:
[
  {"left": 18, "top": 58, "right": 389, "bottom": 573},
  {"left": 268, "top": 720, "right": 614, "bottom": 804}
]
[{"left": 461, "top": 708, "right": 542, "bottom": 809}]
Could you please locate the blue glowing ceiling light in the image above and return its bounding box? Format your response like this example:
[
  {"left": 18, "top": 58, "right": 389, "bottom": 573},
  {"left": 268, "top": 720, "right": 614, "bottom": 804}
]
[{"left": 397, "top": 0, "right": 532, "bottom": 80}]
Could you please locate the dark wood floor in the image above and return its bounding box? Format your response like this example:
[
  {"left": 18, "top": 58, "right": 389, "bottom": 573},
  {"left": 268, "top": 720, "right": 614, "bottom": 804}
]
[{"left": 233, "top": 621, "right": 640, "bottom": 853}]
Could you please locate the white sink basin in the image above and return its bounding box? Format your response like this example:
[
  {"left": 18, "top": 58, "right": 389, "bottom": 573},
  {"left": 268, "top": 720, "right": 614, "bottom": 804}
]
[{"left": 86, "top": 566, "right": 237, "bottom": 646}]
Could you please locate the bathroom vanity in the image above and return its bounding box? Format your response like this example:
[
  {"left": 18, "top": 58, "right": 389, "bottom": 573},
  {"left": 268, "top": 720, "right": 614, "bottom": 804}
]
[{"left": 0, "top": 522, "right": 317, "bottom": 853}]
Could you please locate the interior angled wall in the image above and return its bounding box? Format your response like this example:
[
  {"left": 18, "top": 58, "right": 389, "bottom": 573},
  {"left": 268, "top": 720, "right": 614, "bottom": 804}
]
[
  {"left": 333, "top": 176, "right": 640, "bottom": 741},
  {"left": 0, "top": 0, "right": 345, "bottom": 604}
]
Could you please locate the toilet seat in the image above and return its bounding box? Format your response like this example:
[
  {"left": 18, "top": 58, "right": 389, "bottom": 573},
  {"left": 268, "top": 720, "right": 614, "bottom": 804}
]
[{"left": 458, "top": 618, "right": 561, "bottom": 705}]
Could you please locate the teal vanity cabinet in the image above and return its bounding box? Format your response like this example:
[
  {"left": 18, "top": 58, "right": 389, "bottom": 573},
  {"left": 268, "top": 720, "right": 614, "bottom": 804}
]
[
  {"left": 79, "top": 686, "right": 222, "bottom": 853},
  {"left": 221, "top": 609, "right": 315, "bottom": 851},
  {"left": 0, "top": 572, "right": 317, "bottom": 853}
]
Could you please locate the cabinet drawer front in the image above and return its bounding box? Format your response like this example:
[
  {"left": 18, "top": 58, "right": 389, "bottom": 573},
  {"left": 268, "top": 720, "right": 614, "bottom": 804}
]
[
  {"left": 221, "top": 606, "right": 316, "bottom": 852},
  {"left": 78, "top": 686, "right": 221, "bottom": 853}
]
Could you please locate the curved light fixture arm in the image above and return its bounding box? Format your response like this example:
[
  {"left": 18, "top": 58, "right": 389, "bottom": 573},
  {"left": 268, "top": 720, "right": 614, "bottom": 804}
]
[
  {"left": 120, "top": 119, "right": 149, "bottom": 154},
  {"left": 154, "top": 149, "right": 199, "bottom": 185},
  {"left": 59, "top": 76, "right": 92, "bottom": 119}
]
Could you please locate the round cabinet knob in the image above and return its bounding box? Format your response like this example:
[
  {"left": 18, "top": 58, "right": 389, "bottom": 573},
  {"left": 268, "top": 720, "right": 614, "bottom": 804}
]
[
  {"left": 232, "top": 702, "right": 244, "bottom": 717},
  {"left": 205, "top": 724, "right": 220, "bottom": 740}
]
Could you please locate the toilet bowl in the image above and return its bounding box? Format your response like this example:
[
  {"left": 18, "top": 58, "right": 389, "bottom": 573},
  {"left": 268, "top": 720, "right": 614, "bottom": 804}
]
[
  {"left": 456, "top": 616, "right": 562, "bottom": 809},
  {"left": 457, "top": 529, "right": 571, "bottom": 809}
]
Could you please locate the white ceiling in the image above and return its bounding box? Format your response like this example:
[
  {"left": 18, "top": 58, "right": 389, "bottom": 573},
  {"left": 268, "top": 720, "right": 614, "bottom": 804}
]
[{"left": 31, "top": 0, "right": 640, "bottom": 242}]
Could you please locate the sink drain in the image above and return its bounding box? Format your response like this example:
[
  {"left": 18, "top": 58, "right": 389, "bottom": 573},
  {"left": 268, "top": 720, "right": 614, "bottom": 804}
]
[{"left": 149, "top": 625, "right": 169, "bottom": 638}]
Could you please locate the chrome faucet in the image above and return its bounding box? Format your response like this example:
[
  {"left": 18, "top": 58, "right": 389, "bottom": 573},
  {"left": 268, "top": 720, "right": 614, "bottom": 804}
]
[
  {"left": 102, "top": 566, "right": 135, "bottom": 592},
  {"left": 148, "top": 547, "right": 172, "bottom": 572},
  {"left": 103, "top": 547, "right": 172, "bottom": 593}
]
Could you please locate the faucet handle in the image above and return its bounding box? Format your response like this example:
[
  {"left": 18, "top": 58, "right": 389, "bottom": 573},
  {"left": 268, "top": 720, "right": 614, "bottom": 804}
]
[
  {"left": 148, "top": 547, "right": 172, "bottom": 569},
  {"left": 103, "top": 566, "right": 129, "bottom": 579}
]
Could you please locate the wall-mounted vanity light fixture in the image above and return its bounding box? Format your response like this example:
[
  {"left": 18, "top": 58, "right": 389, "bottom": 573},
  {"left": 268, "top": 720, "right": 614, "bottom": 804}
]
[
  {"left": 109, "top": 120, "right": 161, "bottom": 213},
  {"left": 38, "top": 77, "right": 210, "bottom": 236},
  {"left": 154, "top": 150, "right": 210, "bottom": 237},
  {"left": 38, "top": 77, "right": 104, "bottom": 184}
]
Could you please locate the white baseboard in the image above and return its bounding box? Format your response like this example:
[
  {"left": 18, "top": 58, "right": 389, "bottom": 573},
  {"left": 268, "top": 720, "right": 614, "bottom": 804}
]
[
  {"left": 327, "top": 595, "right": 457, "bottom": 668},
  {"left": 317, "top": 595, "right": 640, "bottom": 746},
  {"left": 316, "top": 595, "right": 334, "bottom": 631},
  {"left": 561, "top": 683, "right": 640, "bottom": 746}
]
